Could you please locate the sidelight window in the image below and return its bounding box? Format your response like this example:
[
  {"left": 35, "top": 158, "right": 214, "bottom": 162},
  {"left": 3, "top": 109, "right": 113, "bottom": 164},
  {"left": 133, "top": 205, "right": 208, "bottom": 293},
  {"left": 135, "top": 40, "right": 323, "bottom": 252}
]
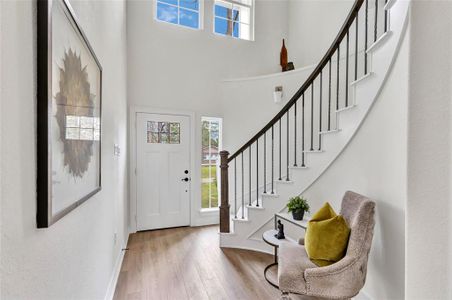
[{"left": 201, "top": 117, "right": 222, "bottom": 209}]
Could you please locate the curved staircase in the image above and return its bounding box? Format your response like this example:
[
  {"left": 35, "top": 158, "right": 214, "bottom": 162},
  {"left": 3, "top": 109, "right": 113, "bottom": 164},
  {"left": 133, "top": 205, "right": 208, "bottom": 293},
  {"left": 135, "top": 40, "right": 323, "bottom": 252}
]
[{"left": 219, "top": 0, "right": 410, "bottom": 253}]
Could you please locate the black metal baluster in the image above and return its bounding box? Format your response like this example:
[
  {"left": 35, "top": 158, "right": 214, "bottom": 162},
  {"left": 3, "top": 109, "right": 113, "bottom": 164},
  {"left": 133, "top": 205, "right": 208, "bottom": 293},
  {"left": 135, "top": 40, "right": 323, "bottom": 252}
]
[
  {"left": 256, "top": 140, "right": 259, "bottom": 207},
  {"left": 249, "top": 146, "right": 251, "bottom": 206},
  {"left": 286, "top": 112, "right": 290, "bottom": 180},
  {"left": 374, "top": 0, "right": 378, "bottom": 42},
  {"left": 336, "top": 48, "right": 340, "bottom": 110},
  {"left": 301, "top": 93, "right": 305, "bottom": 167},
  {"left": 355, "top": 15, "right": 359, "bottom": 81},
  {"left": 365, "top": 0, "right": 369, "bottom": 74},
  {"left": 294, "top": 102, "right": 297, "bottom": 166},
  {"left": 263, "top": 132, "right": 266, "bottom": 194},
  {"left": 234, "top": 158, "right": 237, "bottom": 219},
  {"left": 384, "top": 0, "right": 388, "bottom": 32},
  {"left": 319, "top": 71, "right": 323, "bottom": 150},
  {"left": 310, "top": 83, "right": 314, "bottom": 151},
  {"left": 241, "top": 153, "right": 244, "bottom": 218},
  {"left": 328, "top": 59, "right": 332, "bottom": 131},
  {"left": 279, "top": 119, "right": 282, "bottom": 180},
  {"left": 271, "top": 125, "right": 274, "bottom": 193},
  {"left": 346, "top": 30, "right": 349, "bottom": 107}
]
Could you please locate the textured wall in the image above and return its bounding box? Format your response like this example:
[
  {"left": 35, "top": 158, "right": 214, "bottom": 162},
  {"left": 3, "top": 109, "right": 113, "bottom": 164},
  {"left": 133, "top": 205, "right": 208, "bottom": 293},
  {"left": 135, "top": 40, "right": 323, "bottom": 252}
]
[
  {"left": 287, "top": 0, "right": 353, "bottom": 67},
  {"left": 0, "top": 0, "right": 128, "bottom": 299},
  {"left": 406, "top": 2, "right": 452, "bottom": 299}
]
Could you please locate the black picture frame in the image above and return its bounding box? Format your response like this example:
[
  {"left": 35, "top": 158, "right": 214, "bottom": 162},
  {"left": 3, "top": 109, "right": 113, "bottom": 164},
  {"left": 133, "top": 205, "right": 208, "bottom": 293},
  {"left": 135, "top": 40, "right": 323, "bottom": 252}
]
[{"left": 37, "top": 0, "right": 102, "bottom": 228}]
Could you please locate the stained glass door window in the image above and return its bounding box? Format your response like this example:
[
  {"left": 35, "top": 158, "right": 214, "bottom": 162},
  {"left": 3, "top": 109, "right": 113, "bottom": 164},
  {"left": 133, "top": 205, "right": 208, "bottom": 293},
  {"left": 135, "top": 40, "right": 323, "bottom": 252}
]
[{"left": 147, "top": 121, "right": 180, "bottom": 144}]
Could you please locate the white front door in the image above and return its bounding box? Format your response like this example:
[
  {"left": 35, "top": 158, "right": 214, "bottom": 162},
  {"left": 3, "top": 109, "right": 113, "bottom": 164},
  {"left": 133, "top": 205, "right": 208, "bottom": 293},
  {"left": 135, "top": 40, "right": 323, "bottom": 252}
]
[{"left": 136, "top": 112, "right": 191, "bottom": 231}]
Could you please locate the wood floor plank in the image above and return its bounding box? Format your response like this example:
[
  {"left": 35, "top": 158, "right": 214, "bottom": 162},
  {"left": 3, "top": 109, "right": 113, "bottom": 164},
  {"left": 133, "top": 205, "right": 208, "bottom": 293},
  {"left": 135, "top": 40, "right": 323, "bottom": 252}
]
[{"left": 113, "top": 225, "right": 282, "bottom": 300}]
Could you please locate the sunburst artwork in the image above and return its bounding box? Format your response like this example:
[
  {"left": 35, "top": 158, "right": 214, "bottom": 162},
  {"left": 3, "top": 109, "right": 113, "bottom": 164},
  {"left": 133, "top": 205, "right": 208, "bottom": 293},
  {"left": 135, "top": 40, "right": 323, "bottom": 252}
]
[
  {"left": 55, "top": 49, "right": 98, "bottom": 178},
  {"left": 37, "top": 0, "right": 102, "bottom": 228}
]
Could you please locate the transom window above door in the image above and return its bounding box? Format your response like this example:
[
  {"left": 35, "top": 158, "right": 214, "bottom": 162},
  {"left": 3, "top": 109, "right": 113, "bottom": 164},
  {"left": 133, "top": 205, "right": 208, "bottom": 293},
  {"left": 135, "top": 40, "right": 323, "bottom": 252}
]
[
  {"left": 214, "top": 0, "right": 253, "bottom": 41},
  {"left": 155, "top": 0, "right": 201, "bottom": 29}
]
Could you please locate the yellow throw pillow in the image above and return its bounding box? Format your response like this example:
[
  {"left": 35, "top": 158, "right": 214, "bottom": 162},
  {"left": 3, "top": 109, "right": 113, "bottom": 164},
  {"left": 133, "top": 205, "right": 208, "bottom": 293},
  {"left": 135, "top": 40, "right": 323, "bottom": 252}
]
[{"left": 305, "top": 202, "right": 351, "bottom": 267}]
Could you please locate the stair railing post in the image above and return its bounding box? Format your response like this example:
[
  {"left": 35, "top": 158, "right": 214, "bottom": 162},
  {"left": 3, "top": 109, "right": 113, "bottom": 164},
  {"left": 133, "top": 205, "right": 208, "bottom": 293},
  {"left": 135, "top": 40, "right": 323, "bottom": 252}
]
[{"left": 219, "top": 150, "right": 230, "bottom": 233}]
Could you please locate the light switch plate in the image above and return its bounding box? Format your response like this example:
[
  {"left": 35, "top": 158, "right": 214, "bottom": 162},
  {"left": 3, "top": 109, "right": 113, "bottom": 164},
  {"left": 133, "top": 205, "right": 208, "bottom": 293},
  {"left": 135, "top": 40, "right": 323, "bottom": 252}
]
[{"left": 114, "top": 144, "right": 121, "bottom": 156}]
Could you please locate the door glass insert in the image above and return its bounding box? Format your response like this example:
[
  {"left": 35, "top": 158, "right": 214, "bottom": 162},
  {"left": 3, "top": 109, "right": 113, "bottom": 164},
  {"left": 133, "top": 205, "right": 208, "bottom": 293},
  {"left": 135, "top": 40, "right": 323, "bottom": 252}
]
[{"left": 147, "top": 121, "right": 180, "bottom": 144}]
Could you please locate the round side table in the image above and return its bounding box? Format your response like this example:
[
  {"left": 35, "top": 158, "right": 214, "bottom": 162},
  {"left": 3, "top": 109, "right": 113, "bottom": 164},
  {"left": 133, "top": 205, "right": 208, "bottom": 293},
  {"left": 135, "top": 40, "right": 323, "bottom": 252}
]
[{"left": 262, "top": 229, "right": 291, "bottom": 289}]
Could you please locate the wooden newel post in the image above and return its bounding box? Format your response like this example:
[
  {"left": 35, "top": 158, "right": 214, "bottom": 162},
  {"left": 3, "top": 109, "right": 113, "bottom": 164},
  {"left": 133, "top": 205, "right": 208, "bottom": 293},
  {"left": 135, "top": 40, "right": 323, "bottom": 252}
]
[{"left": 219, "top": 150, "right": 230, "bottom": 233}]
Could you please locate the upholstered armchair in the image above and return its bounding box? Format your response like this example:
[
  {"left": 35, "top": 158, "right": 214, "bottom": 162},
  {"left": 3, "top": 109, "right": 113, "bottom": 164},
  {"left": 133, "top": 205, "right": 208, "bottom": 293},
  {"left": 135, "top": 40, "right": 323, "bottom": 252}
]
[{"left": 278, "top": 191, "right": 376, "bottom": 299}]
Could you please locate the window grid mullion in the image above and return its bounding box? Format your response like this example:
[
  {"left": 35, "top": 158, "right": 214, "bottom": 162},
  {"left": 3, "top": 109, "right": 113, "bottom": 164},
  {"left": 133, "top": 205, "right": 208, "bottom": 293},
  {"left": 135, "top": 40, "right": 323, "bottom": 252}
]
[
  {"left": 218, "top": 0, "right": 252, "bottom": 9},
  {"left": 214, "top": 15, "right": 250, "bottom": 26},
  {"left": 156, "top": 0, "right": 199, "bottom": 13},
  {"left": 156, "top": 0, "right": 200, "bottom": 29}
]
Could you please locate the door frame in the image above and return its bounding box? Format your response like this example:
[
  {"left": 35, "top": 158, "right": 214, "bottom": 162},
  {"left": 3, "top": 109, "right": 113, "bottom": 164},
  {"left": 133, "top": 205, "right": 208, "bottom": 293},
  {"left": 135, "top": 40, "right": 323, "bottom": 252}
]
[{"left": 129, "top": 106, "right": 195, "bottom": 233}]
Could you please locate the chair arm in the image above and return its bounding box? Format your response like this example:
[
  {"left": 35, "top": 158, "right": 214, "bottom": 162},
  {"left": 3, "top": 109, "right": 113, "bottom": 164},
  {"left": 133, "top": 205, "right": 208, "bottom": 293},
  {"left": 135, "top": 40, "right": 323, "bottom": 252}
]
[
  {"left": 304, "top": 255, "right": 367, "bottom": 298},
  {"left": 305, "top": 256, "right": 354, "bottom": 277},
  {"left": 298, "top": 237, "right": 305, "bottom": 245}
]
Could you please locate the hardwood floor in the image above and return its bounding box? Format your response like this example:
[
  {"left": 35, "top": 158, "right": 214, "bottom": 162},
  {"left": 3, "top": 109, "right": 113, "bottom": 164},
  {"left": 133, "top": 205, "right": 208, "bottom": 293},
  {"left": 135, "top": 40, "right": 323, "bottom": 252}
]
[{"left": 113, "top": 225, "right": 283, "bottom": 300}]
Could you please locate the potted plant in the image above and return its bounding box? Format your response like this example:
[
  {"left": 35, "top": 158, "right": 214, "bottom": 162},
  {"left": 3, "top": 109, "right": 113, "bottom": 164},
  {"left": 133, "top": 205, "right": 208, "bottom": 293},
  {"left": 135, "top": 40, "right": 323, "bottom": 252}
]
[{"left": 287, "top": 196, "right": 310, "bottom": 221}]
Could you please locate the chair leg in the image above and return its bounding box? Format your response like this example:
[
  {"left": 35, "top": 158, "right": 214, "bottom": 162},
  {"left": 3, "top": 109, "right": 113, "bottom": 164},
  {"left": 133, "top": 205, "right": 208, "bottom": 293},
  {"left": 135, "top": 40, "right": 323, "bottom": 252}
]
[{"left": 280, "top": 291, "right": 292, "bottom": 300}]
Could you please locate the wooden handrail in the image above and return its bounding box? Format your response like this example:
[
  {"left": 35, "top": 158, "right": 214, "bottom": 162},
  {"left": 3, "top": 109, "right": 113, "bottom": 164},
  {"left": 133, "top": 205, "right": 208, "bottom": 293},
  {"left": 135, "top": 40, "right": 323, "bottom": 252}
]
[{"left": 227, "top": 0, "right": 364, "bottom": 162}]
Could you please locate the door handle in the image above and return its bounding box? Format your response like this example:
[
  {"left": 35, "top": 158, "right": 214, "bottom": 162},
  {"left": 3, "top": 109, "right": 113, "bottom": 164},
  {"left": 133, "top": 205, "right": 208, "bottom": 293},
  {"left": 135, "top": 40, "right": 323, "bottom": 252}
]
[{"left": 181, "top": 177, "right": 191, "bottom": 182}]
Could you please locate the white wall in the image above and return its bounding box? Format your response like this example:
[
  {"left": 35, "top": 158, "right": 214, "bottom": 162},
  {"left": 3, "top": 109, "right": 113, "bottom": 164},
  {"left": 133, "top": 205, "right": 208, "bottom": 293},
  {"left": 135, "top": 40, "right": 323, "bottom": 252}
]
[
  {"left": 127, "top": 0, "right": 289, "bottom": 227},
  {"left": 300, "top": 21, "right": 410, "bottom": 300},
  {"left": 406, "top": 2, "right": 452, "bottom": 299},
  {"left": 287, "top": 0, "right": 353, "bottom": 67},
  {"left": 0, "top": 1, "right": 128, "bottom": 299},
  {"left": 221, "top": 66, "right": 312, "bottom": 154},
  {"left": 447, "top": 41, "right": 452, "bottom": 299}
]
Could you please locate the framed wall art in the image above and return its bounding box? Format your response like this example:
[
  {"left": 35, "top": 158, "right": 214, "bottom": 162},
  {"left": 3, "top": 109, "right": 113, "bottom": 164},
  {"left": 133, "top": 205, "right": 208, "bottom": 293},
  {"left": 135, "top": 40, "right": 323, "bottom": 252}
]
[{"left": 37, "top": 0, "right": 102, "bottom": 227}]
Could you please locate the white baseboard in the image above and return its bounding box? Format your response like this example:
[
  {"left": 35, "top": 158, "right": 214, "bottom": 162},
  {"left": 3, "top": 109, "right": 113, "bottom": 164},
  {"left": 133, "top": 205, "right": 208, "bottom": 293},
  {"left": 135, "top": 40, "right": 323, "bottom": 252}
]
[
  {"left": 104, "top": 235, "right": 129, "bottom": 300},
  {"left": 191, "top": 209, "right": 219, "bottom": 227},
  {"left": 191, "top": 216, "right": 219, "bottom": 227}
]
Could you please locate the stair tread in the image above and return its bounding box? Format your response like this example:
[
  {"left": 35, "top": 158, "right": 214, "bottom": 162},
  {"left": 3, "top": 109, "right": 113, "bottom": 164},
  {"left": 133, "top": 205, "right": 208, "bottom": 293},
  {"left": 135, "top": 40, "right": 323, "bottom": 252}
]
[
  {"left": 350, "top": 72, "right": 374, "bottom": 86},
  {"left": 336, "top": 105, "right": 356, "bottom": 113},
  {"left": 290, "top": 165, "right": 308, "bottom": 169},
  {"left": 262, "top": 192, "right": 279, "bottom": 198},
  {"left": 319, "top": 129, "right": 341, "bottom": 134},
  {"left": 276, "top": 179, "right": 294, "bottom": 184},
  {"left": 232, "top": 217, "right": 249, "bottom": 222},
  {"left": 366, "top": 31, "right": 392, "bottom": 53},
  {"left": 246, "top": 205, "right": 265, "bottom": 210}
]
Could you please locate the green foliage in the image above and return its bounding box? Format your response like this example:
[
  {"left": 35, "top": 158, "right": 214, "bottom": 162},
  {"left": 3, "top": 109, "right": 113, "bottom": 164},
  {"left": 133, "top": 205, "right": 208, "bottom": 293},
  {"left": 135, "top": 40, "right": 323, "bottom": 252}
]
[
  {"left": 287, "top": 196, "right": 310, "bottom": 213},
  {"left": 202, "top": 121, "right": 219, "bottom": 148},
  {"left": 201, "top": 165, "right": 218, "bottom": 208}
]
